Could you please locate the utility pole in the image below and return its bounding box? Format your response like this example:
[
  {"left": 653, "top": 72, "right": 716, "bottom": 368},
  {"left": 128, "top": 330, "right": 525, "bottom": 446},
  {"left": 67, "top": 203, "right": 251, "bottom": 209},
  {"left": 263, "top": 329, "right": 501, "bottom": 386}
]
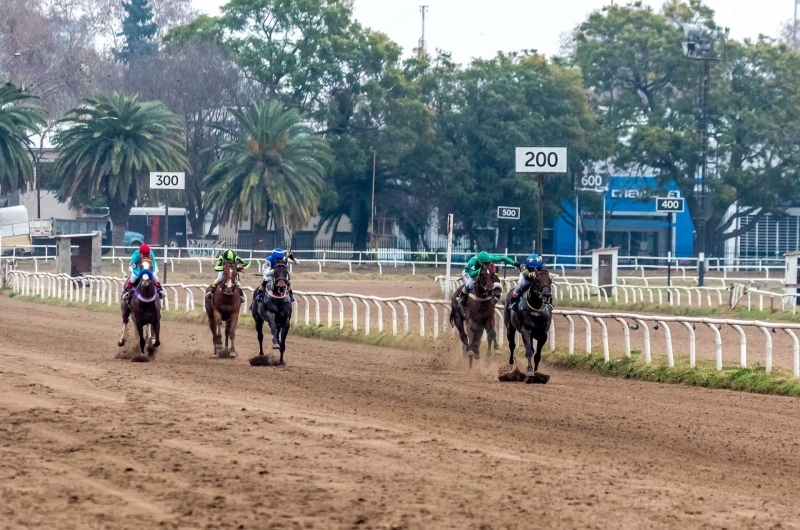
[
  {"left": 697, "top": 58, "right": 710, "bottom": 287},
  {"left": 795, "top": 0, "right": 799, "bottom": 50},
  {"left": 369, "top": 150, "right": 376, "bottom": 251},
  {"left": 419, "top": 5, "right": 428, "bottom": 56}
]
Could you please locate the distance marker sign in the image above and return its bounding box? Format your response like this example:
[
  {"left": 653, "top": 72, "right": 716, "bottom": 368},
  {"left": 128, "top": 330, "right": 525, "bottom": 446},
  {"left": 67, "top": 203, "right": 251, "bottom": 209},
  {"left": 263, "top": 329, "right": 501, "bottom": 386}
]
[
  {"left": 497, "top": 206, "right": 521, "bottom": 220},
  {"left": 655, "top": 197, "right": 685, "bottom": 212},
  {"left": 149, "top": 172, "right": 186, "bottom": 190},
  {"left": 515, "top": 147, "right": 568, "bottom": 173}
]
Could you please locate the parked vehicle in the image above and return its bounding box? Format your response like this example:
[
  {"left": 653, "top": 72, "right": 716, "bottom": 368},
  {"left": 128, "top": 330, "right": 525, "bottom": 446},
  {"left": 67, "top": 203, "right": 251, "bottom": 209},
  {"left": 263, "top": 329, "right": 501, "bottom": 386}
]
[{"left": 0, "top": 205, "right": 32, "bottom": 256}]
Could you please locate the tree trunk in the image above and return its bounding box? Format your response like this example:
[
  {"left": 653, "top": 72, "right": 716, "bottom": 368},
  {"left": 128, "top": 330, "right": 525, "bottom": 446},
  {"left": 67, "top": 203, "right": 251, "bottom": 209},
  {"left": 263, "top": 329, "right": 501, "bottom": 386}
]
[
  {"left": 352, "top": 215, "right": 369, "bottom": 254},
  {"left": 108, "top": 200, "right": 132, "bottom": 247}
]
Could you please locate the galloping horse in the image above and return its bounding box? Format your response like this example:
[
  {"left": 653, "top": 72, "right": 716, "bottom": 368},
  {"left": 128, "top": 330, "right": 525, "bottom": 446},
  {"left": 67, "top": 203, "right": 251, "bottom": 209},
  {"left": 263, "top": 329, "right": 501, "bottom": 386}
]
[
  {"left": 205, "top": 261, "right": 242, "bottom": 358},
  {"left": 118, "top": 260, "right": 161, "bottom": 360},
  {"left": 252, "top": 261, "right": 292, "bottom": 365},
  {"left": 450, "top": 263, "right": 503, "bottom": 366},
  {"left": 504, "top": 268, "right": 553, "bottom": 381}
]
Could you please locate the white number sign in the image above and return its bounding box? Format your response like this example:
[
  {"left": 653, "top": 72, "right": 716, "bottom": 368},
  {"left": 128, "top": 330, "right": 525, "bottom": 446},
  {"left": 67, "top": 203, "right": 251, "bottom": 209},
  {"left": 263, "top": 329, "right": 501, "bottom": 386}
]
[
  {"left": 578, "top": 174, "right": 608, "bottom": 190},
  {"left": 497, "top": 206, "right": 521, "bottom": 220},
  {"left": 655, "top": 197, "right": 685, "bottom": 212},
  {"left": 515, "top": 147, "right": 568, "bottom": 173},
  {"left": 149, "top": 172, "right": 185, "bottom": 190}
]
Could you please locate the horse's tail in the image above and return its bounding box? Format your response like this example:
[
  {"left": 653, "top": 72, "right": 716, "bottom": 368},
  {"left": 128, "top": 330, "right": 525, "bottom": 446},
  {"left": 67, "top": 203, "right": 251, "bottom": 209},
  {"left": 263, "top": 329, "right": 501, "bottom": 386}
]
[{"left": 449, "top": 310, "right": 455, "bottom": 327}]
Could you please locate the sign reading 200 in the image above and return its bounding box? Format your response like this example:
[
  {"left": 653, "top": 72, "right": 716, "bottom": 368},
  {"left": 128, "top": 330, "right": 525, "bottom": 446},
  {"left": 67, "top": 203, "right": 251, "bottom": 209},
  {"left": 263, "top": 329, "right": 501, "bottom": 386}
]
[{"left": 515, "top": 147, "right": 568, "bottom": 174}]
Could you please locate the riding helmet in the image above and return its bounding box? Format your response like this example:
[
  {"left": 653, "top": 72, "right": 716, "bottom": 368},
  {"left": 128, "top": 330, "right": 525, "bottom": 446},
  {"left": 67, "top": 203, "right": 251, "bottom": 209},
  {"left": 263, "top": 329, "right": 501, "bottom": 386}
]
[
  {"left": 271, "top": 248, "right": 285, "bottom": 260},
  {"left": 139, "top": 244, "right": 151, "bottom": 256},
  {"left": 477, "top": 251, "right": 491, "bottom": 264},
  {"left": 223, "top": 249, "right": 235, "bottom": 261},
  {"left": 526, "top": 253, "right": 544, "bottom": 269}
]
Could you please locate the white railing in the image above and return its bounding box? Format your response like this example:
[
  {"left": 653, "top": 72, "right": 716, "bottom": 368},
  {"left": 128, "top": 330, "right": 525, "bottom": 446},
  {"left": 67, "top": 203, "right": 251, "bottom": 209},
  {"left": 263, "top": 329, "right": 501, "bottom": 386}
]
[{"left": 8, "top": 270, "right": 800, "bottom": 377}]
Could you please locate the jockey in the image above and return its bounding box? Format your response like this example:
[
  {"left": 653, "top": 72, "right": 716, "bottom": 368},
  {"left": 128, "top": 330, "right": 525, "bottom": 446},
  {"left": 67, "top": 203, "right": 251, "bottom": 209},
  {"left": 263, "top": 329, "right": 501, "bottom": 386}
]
[
  {"left": 256, "top": 248, "right": 298, "bottom": 302},
  {"left": 510, "top": 253, "right": 545, "bottom": 309},
  {"left": 457, "top": 250, "right": 519, "bottom": 305},
  {"left": 123, "top": 244, "right": 164, "bottom": 300},
  {"left": 207, "top": 249, "right": 250, "bottom": 299}
]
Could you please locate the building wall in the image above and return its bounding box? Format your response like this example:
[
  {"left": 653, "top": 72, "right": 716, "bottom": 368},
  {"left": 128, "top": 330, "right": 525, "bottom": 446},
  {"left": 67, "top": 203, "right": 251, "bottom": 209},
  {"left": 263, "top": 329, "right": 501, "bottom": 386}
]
[{"left": 553, "top": 176, "right": 694, "bottom": 259}]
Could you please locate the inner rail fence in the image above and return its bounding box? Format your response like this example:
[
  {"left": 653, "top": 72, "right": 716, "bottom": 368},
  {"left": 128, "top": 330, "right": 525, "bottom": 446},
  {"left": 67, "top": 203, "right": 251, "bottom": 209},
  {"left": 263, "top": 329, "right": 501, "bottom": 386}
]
[
  {"left": 7, "top": 270, "right": 800, "bottom": 377},
  {"left": 2, "top": 244, "right": 791, "bottom": 277}
]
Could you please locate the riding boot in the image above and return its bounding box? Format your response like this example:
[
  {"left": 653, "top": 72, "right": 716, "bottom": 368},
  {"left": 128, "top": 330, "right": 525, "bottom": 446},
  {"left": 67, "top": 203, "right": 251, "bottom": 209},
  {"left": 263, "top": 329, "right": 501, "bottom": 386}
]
[
  {"left": 206, "top": 283, "right": 217, "bottom": 297},
  {"left": 122, "top": 281, "right": 134, "bottom": 302},
  {"left": 289, "top": 289, "right": 296, "bottom": 303},
  {"left": 238, "top": 286, "right": 246, "bottom": 304},
  {"left": 511, "top": 293, "right": 520, "bottom": 311},
  {"left": 458, "top": 286, "right": 468, "bottom": 306},
  {"left": 156, "top": 282, "right": 165, "bottom": 300}
]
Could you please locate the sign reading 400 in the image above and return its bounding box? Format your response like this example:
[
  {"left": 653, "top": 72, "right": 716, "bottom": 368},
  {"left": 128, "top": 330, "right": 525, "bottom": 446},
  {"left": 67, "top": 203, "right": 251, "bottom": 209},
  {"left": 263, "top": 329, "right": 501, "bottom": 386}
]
[
  {"left": 149, "top": 172, "right": 186, "bottom": 190},
  {"left": 515, "top": 147, "right": 568, "bottom": 174}
]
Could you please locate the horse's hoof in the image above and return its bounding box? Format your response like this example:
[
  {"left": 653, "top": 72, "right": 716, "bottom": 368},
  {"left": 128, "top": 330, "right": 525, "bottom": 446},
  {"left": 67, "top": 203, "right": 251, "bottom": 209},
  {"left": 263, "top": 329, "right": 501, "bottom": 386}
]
[
  {"left": 229, "top": 350, "right": 237, "bottom": 359},
  {"left": 509, "top": 357, "right": 515, "bottom": 366},
  {"left": 473, "top": 353, "right": 480, "bottom": 360},
  {"left": 132, "top": 354, "right": 150, "bottom": 363},
  {"left": 525, "top": 372, "right": 550, "bottom": 385},
  {"left": 272, "top": 343, "right": 280, "bottom": 350},
  {"left": 117, "top": 341, "right": 125, "bottom": 347},
  {"left": 218, "top": 349, "right": 231, "bottom": 359},
  {"left": 153, "top": 341, "right": 161, "bottom": 348}
]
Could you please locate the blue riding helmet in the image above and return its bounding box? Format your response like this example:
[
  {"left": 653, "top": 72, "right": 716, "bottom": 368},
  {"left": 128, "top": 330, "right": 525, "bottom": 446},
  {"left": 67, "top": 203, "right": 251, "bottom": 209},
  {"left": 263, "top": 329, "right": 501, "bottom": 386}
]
[
  {"left": 271, "top": 248, "right": 285, "bottom": 260},
  {"left": 525, "top": 254, "right": 544, "bottom": 270}
]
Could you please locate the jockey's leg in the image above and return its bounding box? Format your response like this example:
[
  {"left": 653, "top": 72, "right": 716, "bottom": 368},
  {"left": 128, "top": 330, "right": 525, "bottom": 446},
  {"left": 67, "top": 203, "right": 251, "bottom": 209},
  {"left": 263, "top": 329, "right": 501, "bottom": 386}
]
[
  {"left": 207, "top": 270, "right": 224, "bottom": 295},
  {"left": 152, "top": 272, "right": 165, "bottom": 299},
  {"left": 511, "top": 272, "right": 530, "bottom": 310},
  {"left": 123, "top": 271, "right": 139, "bottom": 301},
  {"left": 288, "top": 278, "right": 295, "bottom": 303},
  {"left": 458, "top": 271, "right": 474, "bottom": 305}
]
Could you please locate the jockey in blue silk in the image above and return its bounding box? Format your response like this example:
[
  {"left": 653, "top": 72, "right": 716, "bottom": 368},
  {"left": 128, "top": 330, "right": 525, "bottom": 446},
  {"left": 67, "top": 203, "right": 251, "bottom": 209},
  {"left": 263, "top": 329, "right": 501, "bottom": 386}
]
[
  {"left": 123, "top": 244, "right": 165, "bottom": 300},
  {"left": 256, "top": 248, "right": 299, "bottom": 302},
  {"left": 510, "top": 253, "right": 545, "bottom": 309}
]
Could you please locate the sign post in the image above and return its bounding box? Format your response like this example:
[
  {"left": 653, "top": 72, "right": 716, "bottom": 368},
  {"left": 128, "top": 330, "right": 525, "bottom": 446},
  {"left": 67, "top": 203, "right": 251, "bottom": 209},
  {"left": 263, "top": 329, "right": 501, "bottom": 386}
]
[
  {"left": 150, "top": 172, "right": 185, "bottom": 284},
  {"left": 655, "top": 197, "right": 684, "bottom": 287},
  {"left": 575, "top": 174, "right": 609, "bottom": 254},
  {"left": 515, "top": 147, "right": 568, "bottom": 254},
  {"left": 444, "top": 213, "right": 454, "bottom": 301}
]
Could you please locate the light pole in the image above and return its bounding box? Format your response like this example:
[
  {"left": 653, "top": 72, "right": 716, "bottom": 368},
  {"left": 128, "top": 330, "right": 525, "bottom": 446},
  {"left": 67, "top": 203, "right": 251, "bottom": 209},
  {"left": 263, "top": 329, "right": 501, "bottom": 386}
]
[
  {"left": 369, "top": 150, "right": 376, "bottom": 251},
  {"left": 681, "top": 23, "right": 728, "bottom": 287}
]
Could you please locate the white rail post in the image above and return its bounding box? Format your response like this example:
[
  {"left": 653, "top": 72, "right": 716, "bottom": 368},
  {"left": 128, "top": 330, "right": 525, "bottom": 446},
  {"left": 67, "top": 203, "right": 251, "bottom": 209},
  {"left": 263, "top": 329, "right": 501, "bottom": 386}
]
[
  {"left": 657, "top": 320, "right": 674, "bottom": 367},
  {"left": 548, "top": 319, "right": 555, "bottom": 352},
  {"left": 594, "top": 317, "right": 609, "bottom": 362},
  {"left": 565, "top": 315, "right": 575, "bottom": 356},
  {"left": 614, "top": 317, "right": 631, "bottom": 358},
  {"left": 634, "top": 318, "right": 651, "bottom": 364},
  {"left": 397, "top": 300, "right": 409, "bottom": 335},
  {"left": 680, "top": 322, "right": 696, "bottom": 368},
  {"left": 362, "top": 299, "right": 371, "bottom": 335},
  {"left": 428, "top": 303, "right": 438, "bottom": 339},
  {"left": 324, "top": 296, "right": 333, "bottom": 328},
  {"left": 706, "top": 323, "right": 723, "bottom": 371},
  {"left": 416, "top": 302, "right": 425, "bottom": 337},
  {"left": 759, "top": 326, "right": 773, "bottom": 374},
  {"left": 348, "top": 297, "right": 357, "bottom": 331},
  {"left": 784, "top": 329, "right": 799, "bottom": 378},
  {"left": 374, "top": 300, "right": 384, "bottom": 333},
  {"left": 730, "top": 324, "right": 747, "bottom": 368},
  {"left": 579, "top": 314, "right": 592, "bottom": 355}
]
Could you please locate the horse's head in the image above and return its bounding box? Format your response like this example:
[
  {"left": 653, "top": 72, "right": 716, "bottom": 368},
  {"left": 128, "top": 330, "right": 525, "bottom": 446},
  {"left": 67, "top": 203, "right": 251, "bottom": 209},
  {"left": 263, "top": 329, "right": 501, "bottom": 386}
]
[
  {"left": 271, "top": 261, "right": 289, "bottom": 296},
  {"left": 138, "top": 268, "right": 154, "bottom": 293},
  {"left": 531, "top": 268, "right": 553, "bottom": 305},
  {"left": 474, "top": 262, "right": 496, "bottom": 297},
  {"left": 221, "top": 261, "right": 239, "bottom": 295}
]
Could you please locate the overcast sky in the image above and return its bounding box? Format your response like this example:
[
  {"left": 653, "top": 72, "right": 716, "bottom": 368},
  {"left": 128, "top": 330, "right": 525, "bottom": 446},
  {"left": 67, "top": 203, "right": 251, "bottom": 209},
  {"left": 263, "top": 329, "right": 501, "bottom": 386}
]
[{"left": 192, "top": 0, "right": 795, "bottom": 64}]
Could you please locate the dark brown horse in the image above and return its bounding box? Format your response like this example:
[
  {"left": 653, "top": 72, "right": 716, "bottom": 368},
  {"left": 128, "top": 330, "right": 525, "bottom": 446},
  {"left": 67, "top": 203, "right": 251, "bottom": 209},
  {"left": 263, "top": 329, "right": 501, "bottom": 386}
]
[
  {"left": 450, "top": 263, "right": 504, "bottom": 367},
  {"left": 205, "top": 261, "right": 242, "bottom": 358},
  {"left": 504, "top": 268, "right": 553, "bottom": 382},
  {"left": 118, "top": 262, "right": 161, "bottom": 361},
  {"left": 252, "top": 261, "right": 292, "bottom": 365}
]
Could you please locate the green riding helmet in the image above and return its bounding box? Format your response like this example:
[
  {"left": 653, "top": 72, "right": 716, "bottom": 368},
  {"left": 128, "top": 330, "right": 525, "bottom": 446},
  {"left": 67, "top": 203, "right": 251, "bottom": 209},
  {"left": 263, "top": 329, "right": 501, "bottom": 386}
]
[
  {"left": 223, "top": 249, "right": 236, "bottom": 261},
  {"left": 477, "top": 251, "right": 491, "bottom": 264}
]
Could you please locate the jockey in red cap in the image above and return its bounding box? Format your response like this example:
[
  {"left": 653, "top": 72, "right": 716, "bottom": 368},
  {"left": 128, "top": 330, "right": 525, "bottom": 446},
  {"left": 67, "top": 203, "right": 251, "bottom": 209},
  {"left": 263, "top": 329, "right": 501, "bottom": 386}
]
[{"left": 122, "top": 244, "right": 165, "bottom": 301}]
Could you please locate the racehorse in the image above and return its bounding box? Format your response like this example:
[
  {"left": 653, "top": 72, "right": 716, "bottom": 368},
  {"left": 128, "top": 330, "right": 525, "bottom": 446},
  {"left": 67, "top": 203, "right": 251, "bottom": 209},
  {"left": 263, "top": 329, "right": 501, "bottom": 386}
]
[
  {"left": 504, "top": 268, "right": 553, "bottom": 382},
  {"left": 252, "top": 261, "right": 292, "bottom": 364},
  {"left": 205, "top": 261, "right": 242, "bottom": 358},
  {"left": 450, "top": 263, "right": 503, "bottom": 367},
  {"left": 118, "top": 260, "right": 161, "bottom": 361}
]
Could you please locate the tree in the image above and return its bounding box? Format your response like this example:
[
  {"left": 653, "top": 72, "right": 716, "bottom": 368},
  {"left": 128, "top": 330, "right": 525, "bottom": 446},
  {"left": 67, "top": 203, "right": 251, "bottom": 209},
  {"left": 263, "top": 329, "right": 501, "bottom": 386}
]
[
  {"left": 116, "top": 0, "right": 158, "bottom": 63},
  {"left": 0, "top": 84, "right": 47, "bottom": 194},
  {"left": 53, "top": 92, "right": 188, "bottom": 244},
  {"left": 123, "top": 40, "right": 246, "bottom": 237},
  {"left": 203, "top": 101, "right": 332, "bottom": 248}
]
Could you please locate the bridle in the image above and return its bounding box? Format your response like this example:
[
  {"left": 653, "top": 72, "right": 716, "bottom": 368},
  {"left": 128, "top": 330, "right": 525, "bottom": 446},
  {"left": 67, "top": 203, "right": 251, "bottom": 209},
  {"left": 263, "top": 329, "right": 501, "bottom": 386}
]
[
  {"left": 468, "top": 263, "right": 495, "bottom": 302},
  {"left": 220, "top": 262, "right": 239, "bottom": 296},
  {"left": 268, "top": 262, "right": 289, "bottom": 299},
  {"left": 525, "top": 269, "right": 553, "bottom": 312}
]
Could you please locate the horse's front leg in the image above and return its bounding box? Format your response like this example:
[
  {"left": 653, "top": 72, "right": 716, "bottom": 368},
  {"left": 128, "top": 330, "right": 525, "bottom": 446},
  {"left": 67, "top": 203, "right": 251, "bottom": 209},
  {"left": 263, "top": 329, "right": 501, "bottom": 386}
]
[
  {"left": 152, "top": 317, "right": 161, "bottom": 349},
  {"left": 266, "top": 312, "right": 280, "bottom": 349},
  {"left": 533, "top": 333, "right": 546, "bottom": 373},
  {"left": 278, "top": 318, "right": 290, "bottom": 365},
  {"left": 118, "top": 302, "right": 130, "bottom": 347},
  {"left": 254, "top": 315, "right": 265, "bottom": 356},
  {"left": 137, "top": 322, "right": 146, "bottom": 355},
  {"left": 520, "top": 327, "right": 535, "bottom": 375},
  {"left": 467, "top": 322, "right": 483, "bottom": 360},
  {"left": 228, "top": 313, "right": 239, "bottom": 358}
]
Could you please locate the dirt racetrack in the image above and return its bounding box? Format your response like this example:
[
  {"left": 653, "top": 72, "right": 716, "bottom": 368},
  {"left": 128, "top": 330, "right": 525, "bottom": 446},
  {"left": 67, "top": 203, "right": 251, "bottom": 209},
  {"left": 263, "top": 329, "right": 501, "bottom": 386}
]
[{"left": 3, "top": 295, "right": 800, "bottom": 529}]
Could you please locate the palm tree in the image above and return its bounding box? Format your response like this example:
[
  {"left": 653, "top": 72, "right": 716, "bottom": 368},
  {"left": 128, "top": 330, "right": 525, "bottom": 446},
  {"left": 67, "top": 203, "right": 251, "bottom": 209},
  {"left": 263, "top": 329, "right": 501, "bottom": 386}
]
[
  {"left": 204, "top": 101, "right": 332, "bottom": 248},
  {"left": 0, "top": 84, "right": 47, "bottom": 195},
  {"left": 53, "top": 93, "right": 188, "bottom": 245}
]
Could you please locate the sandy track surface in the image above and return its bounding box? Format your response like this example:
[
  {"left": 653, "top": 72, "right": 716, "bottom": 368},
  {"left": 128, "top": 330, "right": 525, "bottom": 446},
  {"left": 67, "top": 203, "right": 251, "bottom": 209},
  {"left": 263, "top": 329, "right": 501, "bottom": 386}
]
[{"left": 2, "top": 295, "right": 800, "bottom": 529}]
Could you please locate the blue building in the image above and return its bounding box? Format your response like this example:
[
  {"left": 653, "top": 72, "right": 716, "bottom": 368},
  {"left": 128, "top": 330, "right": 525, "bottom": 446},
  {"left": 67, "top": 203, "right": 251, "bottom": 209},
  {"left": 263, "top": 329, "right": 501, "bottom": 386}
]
[{"left": 553, "top": 176, "right": 694, "bottom": 260}]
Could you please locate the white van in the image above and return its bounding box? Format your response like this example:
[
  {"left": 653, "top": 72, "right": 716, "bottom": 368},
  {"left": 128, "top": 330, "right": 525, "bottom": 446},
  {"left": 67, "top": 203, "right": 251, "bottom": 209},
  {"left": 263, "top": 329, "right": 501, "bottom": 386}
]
[{"left": 0, "top": 205, "right": 32, "bottom": 255}]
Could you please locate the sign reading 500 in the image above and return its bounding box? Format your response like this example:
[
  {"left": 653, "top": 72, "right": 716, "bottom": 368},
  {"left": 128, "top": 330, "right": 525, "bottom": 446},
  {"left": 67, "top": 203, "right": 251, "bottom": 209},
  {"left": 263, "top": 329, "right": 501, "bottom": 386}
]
[
  {"left": 515, "top": 147, "right": 568, "bottom": 174},
  {"left": 149, "top": 172, "right": 186, "bottom": 190}
]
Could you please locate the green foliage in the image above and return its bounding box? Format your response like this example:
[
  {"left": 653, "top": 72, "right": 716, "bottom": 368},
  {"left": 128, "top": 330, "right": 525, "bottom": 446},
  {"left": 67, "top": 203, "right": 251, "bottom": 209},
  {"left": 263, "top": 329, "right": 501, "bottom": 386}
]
[
  {"left": 203, "top": 100, "right": 332, "bottom": 231},
  {"left": 0, "top": 84, "right": 46, "bottom": 192},
  {"left": 117, "top": 0, "right": 159, "bottom": 63},
  {"left": 53, "top": 93, "right": 188, "bottom": 243}
]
